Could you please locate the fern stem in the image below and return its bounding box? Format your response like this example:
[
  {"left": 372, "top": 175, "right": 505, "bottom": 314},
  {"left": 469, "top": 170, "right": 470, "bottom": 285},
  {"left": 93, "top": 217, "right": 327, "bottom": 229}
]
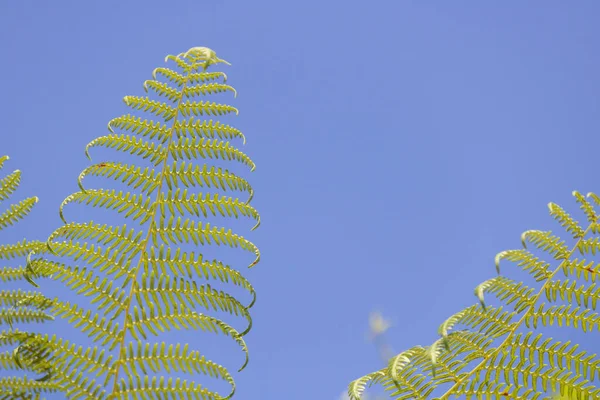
[
  {"left": 437, "top": 224, "right": 594, "bottom": 400},
  {"left": 106, "top": 61, "right": 196, "bottom": 398}
]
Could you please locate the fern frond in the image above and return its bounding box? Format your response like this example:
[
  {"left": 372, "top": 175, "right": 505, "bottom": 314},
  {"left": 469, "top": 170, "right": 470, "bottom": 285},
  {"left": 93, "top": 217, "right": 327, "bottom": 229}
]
[
  {"left": 28, "top": 47, "right": 260, "bottom": 399},
  {"left": 0, "top": 156, "right": 59, "bottom": 396},
  {"left": 350, "top": 190, "right": 600, "bottom": 399}
]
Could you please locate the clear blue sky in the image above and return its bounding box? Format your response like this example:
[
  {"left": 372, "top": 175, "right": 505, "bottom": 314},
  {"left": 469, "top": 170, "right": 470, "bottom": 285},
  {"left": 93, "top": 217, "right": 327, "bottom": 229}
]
[{"left": 1, "top": 2, "right": 600, "bottom": 399}]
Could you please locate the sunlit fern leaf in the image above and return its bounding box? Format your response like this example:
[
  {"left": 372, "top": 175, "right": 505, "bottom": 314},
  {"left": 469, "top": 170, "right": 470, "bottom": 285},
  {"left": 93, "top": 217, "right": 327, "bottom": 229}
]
[
  {"left": 174, "top": 118, "right": 246, "bottom": 143},
  {"left": 107, "top": 115, "right": 171, "bottom": 144},
  {"left": 0, "top": 376, "right": 61, "bottom": 400},
  {"left": 348, "top": 370, "right": 387, "bottom": 400},
  {"left": 85, "top": 134, "right": 166, "bottom": 166},
  {"left": 386, "top": 348, "right": 423, "bottom": 382},
  {"left": 349, "top": 190, "right": 600, "bottom": 399},
  {"left": 495, "top": 248, "right": 553, "bottom": 281},
  {"left": 549, "top": 203, "right": 586, "bottom": 239},
  {"left": 521, "top": 230, "right": 570, "bottom": 260},
  {"left": 26, "top": 46, "right": 260, "bottom": 399},
  {"left": 475, "top": 276, "right": 535, "bottom": 313},
  {"left": 0, "top": 156, "right": 59, "bottom": 399}
]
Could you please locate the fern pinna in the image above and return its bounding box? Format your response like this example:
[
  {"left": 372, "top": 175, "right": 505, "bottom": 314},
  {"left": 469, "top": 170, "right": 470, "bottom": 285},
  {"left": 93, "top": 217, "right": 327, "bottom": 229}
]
[
  {"left": 0, "top": 156, "right": 60, "bottom": 398},
  {"left": 348, "top": 191, "right": 600, "bottom": 400},
  {"left": 22, "top": 47, "right": 260, "bottom": 399}
]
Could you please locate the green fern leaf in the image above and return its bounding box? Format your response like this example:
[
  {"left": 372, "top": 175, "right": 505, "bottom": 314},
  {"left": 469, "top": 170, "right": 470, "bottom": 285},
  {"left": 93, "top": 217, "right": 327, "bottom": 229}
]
[
  {"left": 107, "top": 114, "right": 171, "bottom": 144},
  {"left": 0, "top": 157, "right": 59, "bottom": 399},
  {"left": 349, "top": 191, "right": 600, "bottom": 399},
  {"left": 174, "top": 118, "right": 246, "bottom": 143},
  {"left": 27, "top": 46, "right": 260, "bottom": 399}
]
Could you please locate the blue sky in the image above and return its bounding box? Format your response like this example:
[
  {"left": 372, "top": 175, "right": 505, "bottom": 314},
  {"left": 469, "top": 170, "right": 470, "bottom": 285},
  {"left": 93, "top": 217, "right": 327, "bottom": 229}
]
[{"left": 1, "top": 2, "right": 600, "bottom": 399}]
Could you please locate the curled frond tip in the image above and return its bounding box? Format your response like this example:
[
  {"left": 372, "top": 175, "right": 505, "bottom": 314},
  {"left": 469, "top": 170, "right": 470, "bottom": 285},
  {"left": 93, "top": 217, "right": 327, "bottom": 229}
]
[{"left": 166, "top": 46, "right": 231, "bottom": 67}]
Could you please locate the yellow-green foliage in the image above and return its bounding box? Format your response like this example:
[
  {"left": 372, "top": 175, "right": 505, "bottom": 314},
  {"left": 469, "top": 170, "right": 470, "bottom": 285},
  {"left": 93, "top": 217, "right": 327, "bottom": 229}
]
[
  {"left": 0, "top": 156, "right": 61, "bottom": 398},
  {"left": 349, "top": 191, "right": 600, "bottom": 400},
  {"left": 21, "top": 47, "right": 260, "bottom": 399}
]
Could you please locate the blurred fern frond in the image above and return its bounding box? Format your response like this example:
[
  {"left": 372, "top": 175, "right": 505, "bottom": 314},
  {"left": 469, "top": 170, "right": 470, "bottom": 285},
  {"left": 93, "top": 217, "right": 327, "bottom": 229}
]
[{"left": 349, "top": 191, "right": 600, "bottom": 400}]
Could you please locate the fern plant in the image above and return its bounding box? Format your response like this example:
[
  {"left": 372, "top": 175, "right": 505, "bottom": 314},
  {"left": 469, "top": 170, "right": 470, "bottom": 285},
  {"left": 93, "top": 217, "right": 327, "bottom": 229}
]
[
  {"left": 16, "top": 46, "right": 260, "bottom": 399},
  {"left": 0, "top": 155, "right": 61, "bottom": 398},
  {"left": 348, "top": 191, "right": 600, "bottom": 400}
]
